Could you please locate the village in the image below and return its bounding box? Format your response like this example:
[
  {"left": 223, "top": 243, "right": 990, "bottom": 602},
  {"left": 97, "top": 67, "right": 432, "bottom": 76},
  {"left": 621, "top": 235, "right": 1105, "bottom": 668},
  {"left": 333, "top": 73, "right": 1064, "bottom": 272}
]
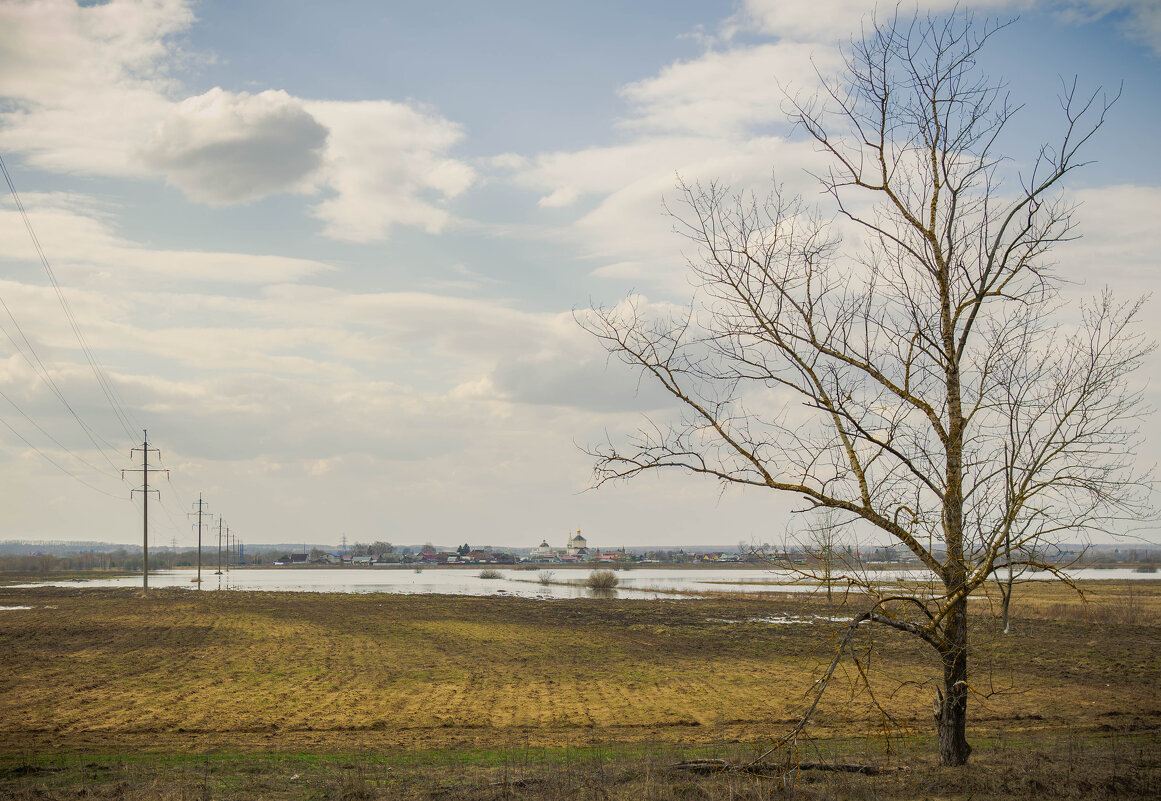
[{"left": 271, "top": 530, "right": 756, "bottom": 568}]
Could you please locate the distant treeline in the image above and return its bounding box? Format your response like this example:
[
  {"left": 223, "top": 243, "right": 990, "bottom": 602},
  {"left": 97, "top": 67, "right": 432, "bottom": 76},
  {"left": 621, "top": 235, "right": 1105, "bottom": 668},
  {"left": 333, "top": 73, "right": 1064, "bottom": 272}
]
[
  {"left": 0, "top": 547, "right": 351, "bottom": 573},
  {"left": 0, "top": 550, "right": 145, "bottom": 573},
  {"left": 0, "top": 540, "right": 140, "bottom": 557}
]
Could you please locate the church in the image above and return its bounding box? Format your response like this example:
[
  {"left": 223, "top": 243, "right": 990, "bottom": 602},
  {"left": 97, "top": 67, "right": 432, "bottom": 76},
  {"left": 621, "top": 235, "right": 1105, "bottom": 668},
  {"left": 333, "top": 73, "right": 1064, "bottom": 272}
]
[
  {"left": 566, "top": 529, "right": 588, "bottom": 557},
  {"left": 529, "top": 530, "right": 592, "bottom": 560}
]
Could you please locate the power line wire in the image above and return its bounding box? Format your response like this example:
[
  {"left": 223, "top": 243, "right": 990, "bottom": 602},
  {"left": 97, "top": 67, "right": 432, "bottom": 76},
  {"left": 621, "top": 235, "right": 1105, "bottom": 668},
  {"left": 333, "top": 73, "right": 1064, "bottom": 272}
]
[
  {"left": 0, "top": 157, "right": 197, "bottom": 542},
  {"left": 0, "top": 413, "right": 123, "bottom": 499},
  {"left": 154, "top": 451, "right": 193, "bottom": 530},
  {"left": 0, "top": 386, "right": 119, "bottom": 479},
  {"left": 0, "top": 292, "right": 124, "bottom": 471},
  {"left": 0, "top": 153, "right": 141, "bottom": 441}
]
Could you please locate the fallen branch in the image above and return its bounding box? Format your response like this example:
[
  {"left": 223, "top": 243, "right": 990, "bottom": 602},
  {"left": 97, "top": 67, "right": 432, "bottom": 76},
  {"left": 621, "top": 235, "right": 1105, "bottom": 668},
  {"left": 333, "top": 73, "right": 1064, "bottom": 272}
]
[
  {"left": 793, "top": 762, "right": 901, "bottom": 775},
  {"left": 668, "top": 758, "right": 903, "bottom": 777},
  {"left": 489, "top": 777, "right": 546, "bottom": 788},
  {"left": 667, "top": 758, "right": 731, "bottom": 774}
]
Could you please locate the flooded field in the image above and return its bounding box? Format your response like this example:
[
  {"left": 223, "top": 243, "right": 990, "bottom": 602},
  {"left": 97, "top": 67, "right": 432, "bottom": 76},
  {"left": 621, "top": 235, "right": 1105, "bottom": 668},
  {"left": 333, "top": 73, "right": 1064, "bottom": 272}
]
[{"left": 9, "top": 565, "right": 1156, "bottom": 599}]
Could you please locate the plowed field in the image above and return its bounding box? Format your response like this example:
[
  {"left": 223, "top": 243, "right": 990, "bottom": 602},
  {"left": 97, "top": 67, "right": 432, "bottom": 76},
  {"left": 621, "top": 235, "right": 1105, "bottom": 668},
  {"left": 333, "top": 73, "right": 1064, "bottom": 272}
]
[{"left": 1, "top": 583, "right": 1158, "bottom": 757}]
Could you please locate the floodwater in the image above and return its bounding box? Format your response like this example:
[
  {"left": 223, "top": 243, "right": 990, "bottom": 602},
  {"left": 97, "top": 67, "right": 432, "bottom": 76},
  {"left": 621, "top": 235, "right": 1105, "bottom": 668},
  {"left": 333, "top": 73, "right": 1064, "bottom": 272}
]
[{"left": 10, "top": 565, "right": 1157, "bottom": 600}]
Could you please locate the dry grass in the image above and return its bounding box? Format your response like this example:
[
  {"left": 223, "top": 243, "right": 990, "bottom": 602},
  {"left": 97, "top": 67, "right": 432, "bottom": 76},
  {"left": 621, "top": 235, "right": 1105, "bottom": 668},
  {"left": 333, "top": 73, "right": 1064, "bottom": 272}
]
[
  {"left": 977, "top": 579, "right": 1161, "bottom": 625},
  {"left": 0, "top": 588, "right": 865, "bottom": 752},
  {"left": 0, "top": 582, "right": 1157, "bottom": 798}
]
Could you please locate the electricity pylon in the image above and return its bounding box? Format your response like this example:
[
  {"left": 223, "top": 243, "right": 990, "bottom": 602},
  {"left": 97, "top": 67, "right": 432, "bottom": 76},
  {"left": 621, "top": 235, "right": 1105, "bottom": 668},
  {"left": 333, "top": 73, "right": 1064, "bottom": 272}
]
[
  {"left": 188, "top": 494, "right": 210, "bottom": 589},
  {"left": 122, "top": 430, "right": 169, "bottom": 592}
]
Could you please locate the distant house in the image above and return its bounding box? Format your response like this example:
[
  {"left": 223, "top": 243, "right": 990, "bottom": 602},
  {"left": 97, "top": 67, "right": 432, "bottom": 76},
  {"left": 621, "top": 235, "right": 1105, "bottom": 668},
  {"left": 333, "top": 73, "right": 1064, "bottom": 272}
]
[
  {"left": 288, "top": 553, "right": 308, "bottom": 564},
  {"left": 351, "top": 555, "right": 374, "bottom": 565},
  {"left": 597, "top": 548, "right": 636, "bottom": 564}
]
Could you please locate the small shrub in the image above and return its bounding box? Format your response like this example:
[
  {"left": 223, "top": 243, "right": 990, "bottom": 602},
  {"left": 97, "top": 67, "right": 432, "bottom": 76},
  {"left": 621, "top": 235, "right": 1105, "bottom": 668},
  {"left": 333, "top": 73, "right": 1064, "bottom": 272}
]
[
  {"left": 479, "top": 569, "right": 503, "bottom": 580},
  {"left": 586, "top": 569, "right": 618, "bottom": 589},
  {"left": 538, "top": 571, "right": 555, "bottom": 585}
]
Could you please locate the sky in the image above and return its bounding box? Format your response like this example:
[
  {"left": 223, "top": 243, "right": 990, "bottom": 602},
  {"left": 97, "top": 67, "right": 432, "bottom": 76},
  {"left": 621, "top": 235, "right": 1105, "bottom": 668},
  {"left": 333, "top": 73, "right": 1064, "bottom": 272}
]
[{"left": 0, "top": 0, "right": 1157, "bottom": 550}]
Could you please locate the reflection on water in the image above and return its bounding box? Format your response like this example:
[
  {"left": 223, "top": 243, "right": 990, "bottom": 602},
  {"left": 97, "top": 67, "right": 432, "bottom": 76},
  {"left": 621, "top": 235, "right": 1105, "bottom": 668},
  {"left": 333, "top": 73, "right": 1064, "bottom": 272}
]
[
  {"left": 10, "top": 566, "right": 1157, "bottom": 599},
  {"left": 13, "top": 567, "right": 684, "bottom": 600}
]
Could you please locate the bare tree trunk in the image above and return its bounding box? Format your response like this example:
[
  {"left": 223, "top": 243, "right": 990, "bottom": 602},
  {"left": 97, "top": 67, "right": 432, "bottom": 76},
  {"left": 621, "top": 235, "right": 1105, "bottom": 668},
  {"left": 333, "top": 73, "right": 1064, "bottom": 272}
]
[
  {"left": 936, "top": 598, "right": 972, "bottom": 766},
  {"left": 999, "top": 577, "right": 1012, "bottom": 634}
]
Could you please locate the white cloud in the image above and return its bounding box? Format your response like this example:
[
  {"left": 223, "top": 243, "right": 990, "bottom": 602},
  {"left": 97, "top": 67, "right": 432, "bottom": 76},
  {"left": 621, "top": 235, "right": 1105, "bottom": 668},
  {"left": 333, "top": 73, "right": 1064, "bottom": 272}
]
[
  {"left": 511, "top": 138, "right": 706, "bottom": 209},
  {"left": 305, "top": 100, "right": 476, "bottom": 242},
  {"left": 0, "top": 0, "right": 190, "bottom": 175},
  {"left": 494, "top": 19, "right": 842, "bottom": 291},
  {"left": 1050, "top": 1, "right": 1161, "bottom": 53},
  {"left": 734, "top": 1, "right": 1008, "bottom": 44},
  {"left": 0, "top": 193, "right": 333, "bottom": 285},
  {"left": 0, "top": 1, "right": 475, "bottom": 241},
  {"left": 512, "top": 135, "right": 820, "bottom": 210},
  {"left": 506, "top": 136, "right": 826, "bottom": 290},
  {"left": 0, "top": 0, "right": 190, "bottom": 102},
  {"left": 502, "top": 0, "right": 1161, "bottom": 298},
  {"left": 621, "top": 43, "right": 840, "bottom": 138},
  {"left": 1056, "top": 185, "right": 1161, "bottom": 289},
  {"left": 142, "top": 88, "right": 328, "bottom": 204},
  {"left": 736, "top": 1, "right": 1161, "bottom": 53}
]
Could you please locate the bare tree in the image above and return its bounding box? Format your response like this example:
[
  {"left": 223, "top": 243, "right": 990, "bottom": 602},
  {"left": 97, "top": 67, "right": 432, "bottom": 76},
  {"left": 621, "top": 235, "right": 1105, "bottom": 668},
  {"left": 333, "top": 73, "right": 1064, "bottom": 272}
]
[
  {"left": 581, "top": 12, "right": 1152, "bottom": 767},
  {"left": 992, "top": 535, "right": 1078, "bottom": 634},
  {"left": 785, "top": 507, "right": 851, "bottom": 605}
]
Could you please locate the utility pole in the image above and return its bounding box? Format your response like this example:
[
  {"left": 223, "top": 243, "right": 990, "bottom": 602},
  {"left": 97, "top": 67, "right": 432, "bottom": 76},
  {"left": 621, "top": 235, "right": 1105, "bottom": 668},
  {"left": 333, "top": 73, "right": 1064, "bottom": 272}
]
[
  {"left": 122, "top": 430, "right": 168, "bottom": 593},
  {"left": 188, "top": 494, "right": 209, "bottom": 589},
  {"left": 216, "top": 517, "right": 224, "bottom": 577}
]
